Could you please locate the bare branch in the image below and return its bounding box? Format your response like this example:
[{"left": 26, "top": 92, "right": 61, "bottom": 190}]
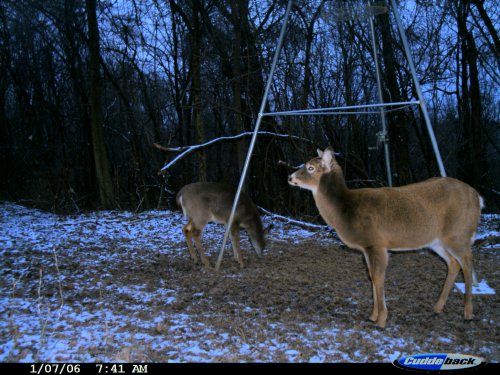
[
  {"left": 277, "top": 160, "right": 302, "bottom": 170},
  {"left": 156, "top": 131, "right": 318, "bottom": 174},
  {"left": 152, "top": 143, "right": 171, "bottom": 151}
]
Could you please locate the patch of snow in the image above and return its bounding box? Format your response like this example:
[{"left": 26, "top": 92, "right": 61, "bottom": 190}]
[
  {"left": 165, "top": 296, "right": 176, "bottom": 304},
  {"left": 475, "top": 214, "right": 500, "bottom": 248},
  {"left": 438, "top": 337, "right": 453, "bottom": 344},
  {"left": 454, "top": 280, "right": 495, "bottom": 295}
]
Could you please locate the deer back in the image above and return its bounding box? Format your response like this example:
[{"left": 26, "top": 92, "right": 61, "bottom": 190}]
[
  {"left": 290, "top": 148, "right": 482, "bottom": 251},
  {"left": 177, "top": 182, "right": 265, "bottom": 245}
]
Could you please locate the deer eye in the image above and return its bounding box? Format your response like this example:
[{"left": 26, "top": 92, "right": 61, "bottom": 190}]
[{"left": 307, "top": 166, "right": 315, "bottom": 172}]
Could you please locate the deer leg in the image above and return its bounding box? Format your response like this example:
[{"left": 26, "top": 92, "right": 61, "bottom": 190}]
[
  {"left": 366, "top": 248, "right": 389, "bottom": 328},
  {"left": 192, "top": 227, "right": 212, "bottom": 269},
  {"left": 434, "top": 254, "right": 460, "bottom": 314},
  {"left": 442, "top": 241, "right": 474, "bottom": 320},
  {"left": 370, "top": 282, "right": 379, "bottom": 322},
  {"left": 460, "top": 252, "right": 474, "bottom": 320},
  {"left": 363, "top": 252, "right": 378, "bottom": 322},
  {"left": 229, "top": 226, "right": 244, "bottom": 268},
  {"left": 183, "top": 222, "right": 199, "bottom": 264}
]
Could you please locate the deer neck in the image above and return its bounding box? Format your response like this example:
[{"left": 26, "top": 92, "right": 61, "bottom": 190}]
[{"left": 312, "top": 168, "right": 350, "bottom": 229}]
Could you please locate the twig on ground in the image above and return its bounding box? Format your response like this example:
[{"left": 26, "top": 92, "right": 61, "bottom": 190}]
[
  {"left": 258, "top": 207, "right": 328, "bottom": 230},
  {"left": 53, "top": 247, "right": 65, "bottom": 317}
]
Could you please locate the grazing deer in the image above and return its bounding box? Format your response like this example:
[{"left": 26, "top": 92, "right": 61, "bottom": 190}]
[
  {"left": 288, "top": 147, "right": 483, "bottom": 328},
  {"left": 177, "top": 182, "right": 266, "bottom": 269}
]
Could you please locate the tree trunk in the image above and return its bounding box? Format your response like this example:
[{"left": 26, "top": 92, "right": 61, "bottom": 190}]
[
  {"left": 191, "top": 0, "right": 206, "bottom": 182},
  {"left": 167, "top": 1, "right": 192, "bottom": 186},
  {"left": 85, "top": 0, "right": 116, "bottom": 208},
  {"left": 338, "top": 21, "right": 368, "bottom": 181},
  {"left": 230, "top": 0, "right": 245, "bottom": 172},
  {"left": 378, "top": 10, "right": 411, "bottom": 185},
  {"left": 471, "top": 0, "right": 500, "bottom": 59},
  {"left": 457, "top": 1, "right": 483, "bottom": 187}
]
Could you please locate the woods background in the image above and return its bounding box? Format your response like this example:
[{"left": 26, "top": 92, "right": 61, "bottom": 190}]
[{"left": 0, "top": 0, "right": 498, "bottom": 220}]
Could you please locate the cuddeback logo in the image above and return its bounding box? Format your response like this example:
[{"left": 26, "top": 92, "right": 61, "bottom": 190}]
[{"left": 394, "top": 353, "right": 486, "bottom": 371}]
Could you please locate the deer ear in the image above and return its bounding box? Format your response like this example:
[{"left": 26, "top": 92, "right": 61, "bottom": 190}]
[
  {"left": 321, "top": 147, "right": 336, "bottom": 170},
  {"left": 325, "top": 146, "right": 336, "bottom": 156},
  {"left": 317, "top": 149, "right": 323, "bottom": 158}
]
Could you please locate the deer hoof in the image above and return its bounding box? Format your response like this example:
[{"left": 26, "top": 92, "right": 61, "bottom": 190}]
[{"left": 434, "top": 306, "right": 443, "bottom": 314}]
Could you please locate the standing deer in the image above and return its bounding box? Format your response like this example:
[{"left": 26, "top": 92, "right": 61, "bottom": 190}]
[
  {"left": 177, "top": 182, "right": 266, "bottom": 269},
  {"left": 288, "top": 147, "right": 483, "bottom": 328}
]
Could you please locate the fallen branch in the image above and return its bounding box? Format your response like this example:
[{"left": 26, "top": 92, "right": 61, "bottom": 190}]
[
  {"left": 156, "top": 131, "right": 317, "bottom": 174},
  {"left": 258, "top": 206, "right": 329, "bottom": 230}
]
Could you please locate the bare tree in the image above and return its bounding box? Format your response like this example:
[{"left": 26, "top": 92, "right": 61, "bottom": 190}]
[
  {"left": 1, "top": 0, "right": 498, "bottom": 212},
  {"left": 377, "top": 6, "right": 411, "bottom": 185},
  {"left": 455, "top": 0, "right": 483, "bottom": 187},
  {"left": 85, "top": 0, "right": 116, "bottom": 208}
]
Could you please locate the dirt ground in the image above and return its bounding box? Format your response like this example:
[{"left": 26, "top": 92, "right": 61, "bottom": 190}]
[
  {"left": 139, "top": 235, "right": 500, "bottom": 361},
  {"left": 1, "top": 205, "right": 499, "bottom": 362}
]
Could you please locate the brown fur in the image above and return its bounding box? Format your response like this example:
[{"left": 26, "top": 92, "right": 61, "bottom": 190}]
[
  {"left": 289, "top": 147, "right": 482, "bottom": 328},
  {"left": 177, "top": 182, "right": 265, "bottom": 269}
]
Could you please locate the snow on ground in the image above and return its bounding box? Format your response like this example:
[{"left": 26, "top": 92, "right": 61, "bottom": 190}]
[
  {"left": 0, "top": 202, "right": 498, "bottom": 362},
  {"left": 474, "top": 215, "right": 500, "bottom": 248}
]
